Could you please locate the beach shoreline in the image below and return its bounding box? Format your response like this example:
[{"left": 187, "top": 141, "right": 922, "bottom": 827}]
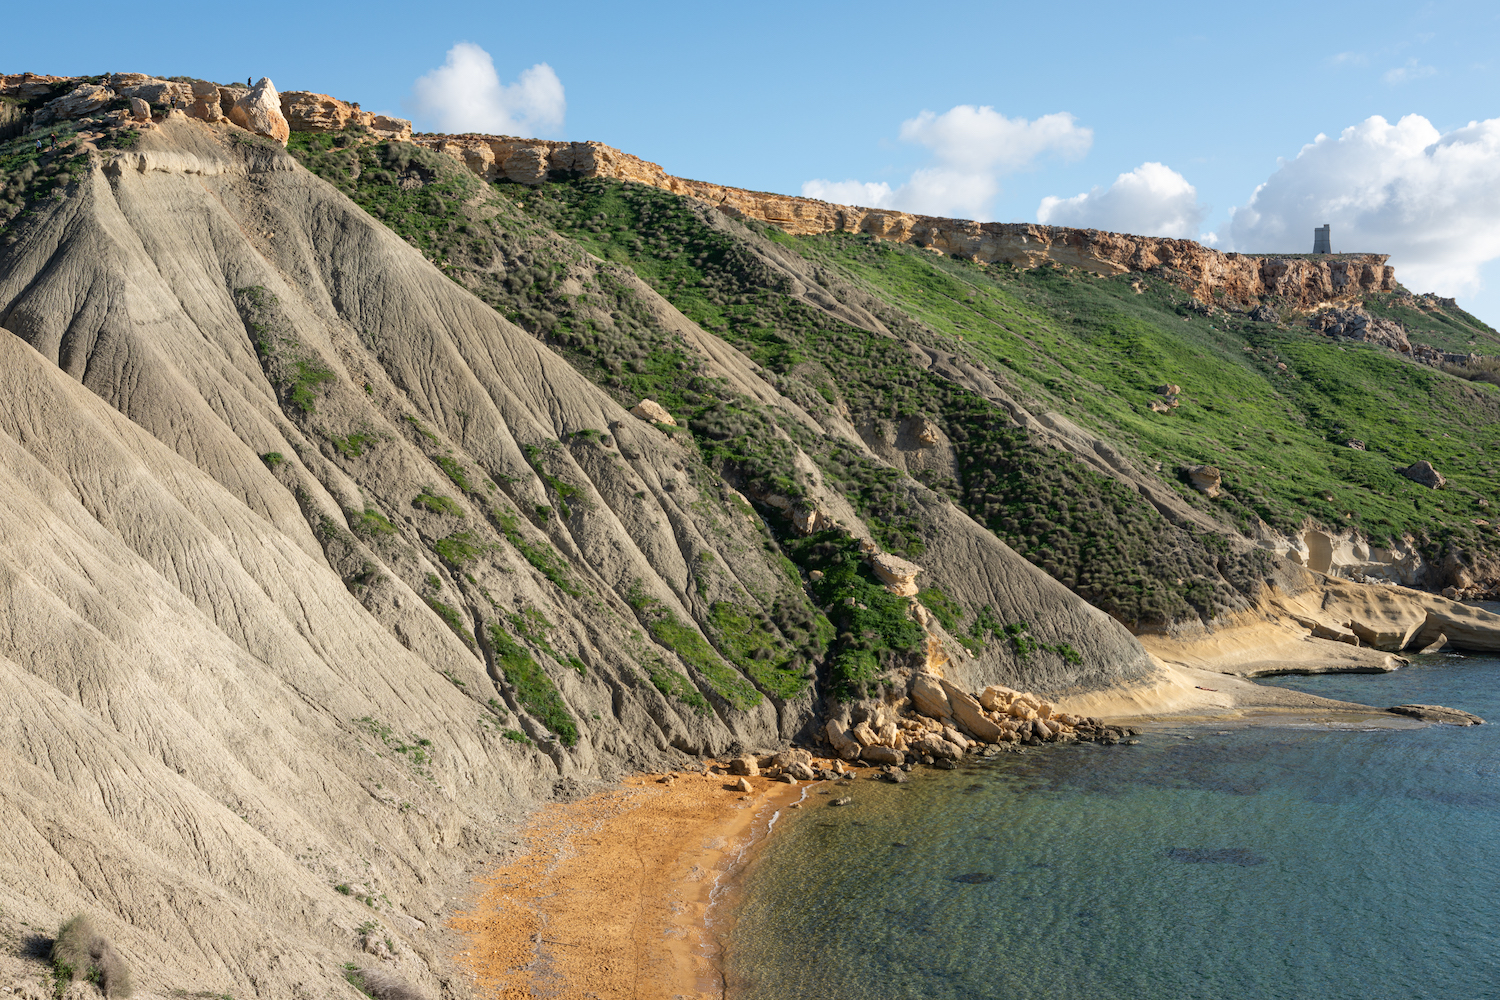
[
  {"left": 451, "top": 768, "right": 806, "bottom": 999},
  {"left": 449, "top": 661, "right": 1435, "bottom": 998}
]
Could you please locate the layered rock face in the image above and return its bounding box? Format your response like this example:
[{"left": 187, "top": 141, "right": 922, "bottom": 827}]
[
  {"left": 410, "top": 134, "right": 1395, "bottom": 310},
  {"left": 280, "top": 89, "right": 412, "bottom": 140}
]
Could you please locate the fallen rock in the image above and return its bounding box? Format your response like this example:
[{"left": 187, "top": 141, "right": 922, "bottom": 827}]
[
  {"left": 869, "top": 550, "right": 923, "bottom": 596},
  {"left": 629, "top": 398, "right": 676, "bottom": 425},
  {"left": 850, "top": 721, "right": 879, "bottom": 748},
  {"left": 1417, "top": 633, "right": 1448, "bottom": 655},
  {"left": 878, "top": 768, "right": 907, "bottom": 784},
  {"left": 1388, "top": 704, "right": 1484, "bottom": 726},
  {"left": 1309, "top": 621, "right": 1360, "bottom": 646},
  {"left": 34, "top": 82, "right": 114, "bottom": 124},
  {"left": 229, "top": 77, "right": 290, "bottom": 146},
  {"left": 824, "top": 719, "right": 861, "bottom": 761},
  {"left": 830, "top": 796, "right": 853, "bottom": 807},
  {"left": 912, "top": 417, "right": 940, "bottom": 447},
  {"left": 909, "top": 673, "right": 951, "bottom": 720},
  {"left": 1399, "top": 460, "right": 1446, "bottom": 489},
  {"left": 786, "top": 761, "right": 817, "bottom": 782},
  {"left": 776, "top": 774, "right": 798, "bottom": 784},
  {"left": 728, "top": 755, "right": 758, "bottom": 777},
  {"left": 1346, "top": 440, "right": 1366, "bottom": 451},
  {"left": 911, "top": 734, "right": 962, "bottom": 761},
  {"left": 735, "top": 777, "right": 753, "bottom": 793},
  {"left": 860, "top": 744, "right": 902, "bottom": 766},
  {"left": 937, "top": 678, "right": 1005, "bottom": 743},
  {"left": 129, "top": 97, "right": 150, "bottom": 122},
  {"left": 1185, "top": 465, "right": 1222, "bottom": 498}
]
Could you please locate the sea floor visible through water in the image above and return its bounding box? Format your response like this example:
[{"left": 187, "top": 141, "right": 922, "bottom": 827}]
[{"left": 720, "top": 653, "right": 1500, "bottom": 999}]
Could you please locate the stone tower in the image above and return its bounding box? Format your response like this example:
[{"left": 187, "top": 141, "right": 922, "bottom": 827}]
[{"left": 1313, "top": 224, "right": 1331, "bottom": 254}]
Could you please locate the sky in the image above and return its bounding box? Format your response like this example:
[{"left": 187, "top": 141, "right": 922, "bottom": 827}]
[{"left": 6, "top": 0, "right": 1499, "bottom": 324}]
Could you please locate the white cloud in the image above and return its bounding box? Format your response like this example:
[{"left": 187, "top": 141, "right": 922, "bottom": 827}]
[
  {"left": 1383, "top": 58, "right": 1437, "bottom": 84},
  {"left": 800, "top": 105, "right": 1091, "bottom": 220},
  {"left": 1224, "top": 114, "right": 1500, "bottom": 296},
  {"left": 801, "top": 179, "right": 896, "bottom": 208},
  {"left": 1036, "top": 162, "right": 1206, "bottom": 239},
  {"left": 409, "top": 43, "right": 565, "bottom": 136}
]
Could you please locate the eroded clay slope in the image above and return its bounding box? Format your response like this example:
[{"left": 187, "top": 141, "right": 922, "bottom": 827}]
[{"left": 0, "top": 115, "right": 1158, "bottom": 994}]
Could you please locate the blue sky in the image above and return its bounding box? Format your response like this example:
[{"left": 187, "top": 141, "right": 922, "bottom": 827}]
[{"left": 7, "top": 0, "right": 1499, "bottom": 324}]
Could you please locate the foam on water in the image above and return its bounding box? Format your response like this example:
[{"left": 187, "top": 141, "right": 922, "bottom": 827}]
[{"left": 724, "top": 654, "right": 1500, "bottom": 999}]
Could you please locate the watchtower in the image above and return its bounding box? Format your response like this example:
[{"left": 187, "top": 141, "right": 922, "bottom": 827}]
[{"left": 1313, "top": 224, "right": 1331, "bottom": 254}]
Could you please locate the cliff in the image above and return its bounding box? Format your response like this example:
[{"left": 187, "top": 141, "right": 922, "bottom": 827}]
[{"left": 410, "top": 132, "right": 1396, "bottom": 311}]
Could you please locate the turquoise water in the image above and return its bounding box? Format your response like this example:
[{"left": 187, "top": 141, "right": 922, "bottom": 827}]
[{"left": 724, "top": 654, "right": 1500, "bottom": 999}]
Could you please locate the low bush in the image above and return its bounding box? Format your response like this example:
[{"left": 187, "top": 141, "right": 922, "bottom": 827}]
[{"left": 51, "top": 914, "right": 132, "bottom": 998}]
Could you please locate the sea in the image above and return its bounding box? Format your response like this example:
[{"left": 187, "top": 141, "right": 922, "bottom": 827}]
[{"left": 722, "top": 652, "right": 1500, "bottom": 999}]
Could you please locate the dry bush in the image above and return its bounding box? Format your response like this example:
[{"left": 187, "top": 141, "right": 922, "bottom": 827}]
[
  {"left": 51, "top": 914, "right": 133, "bottom": 998},
  {"left": 350, "top": 966, "right": 432, "bottom": 1000}
]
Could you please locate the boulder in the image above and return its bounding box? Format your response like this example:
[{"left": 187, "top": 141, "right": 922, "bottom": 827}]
[
  {"left": 34, "top": 83, "right": 114, "bottom": 125},
  {"left": 189, "top": 80, "right": 224, "bottom": 122},
  {"left": 978, "top": 685, "right": 1016, "bottom": 712},
  {"left": 1399, "top": 461, "right": 1445, "bottom": 489},
  {"left": 824, "top": 719, "right": 860, "bottom": 760},
  {"left": 912, "top": 734, "right": 962, "bottom": 761},
  {"left": 1185, "top": 465, "right": 1222, "bottom": 498},
  {"left": 228, "top": 77, "right": 290, "bottom": 146},
  {"left": 1388, "top": 704, "right": 1484, "bottom": 726},
  {"left": 1346, "top": 440, "right": 1366, "bottom": 451},
  {"left": 938, "top": 678, "right": 1005, "bottom": 743},
  {"left": 860, "top": 745, "right": 902, "bottom": 766},
  {"left": 629, "top": 399, "right": 675, "bottom": 425},
  {"left": 869, "top": 551, "right": 923, "bottom": 596},
  {"left": 735, "top": 777, "right": 753, "bottom": 793},
  {"left": 850, "top": 721, "right": 879, "bottom": 747},
  {"left": 129, "top": 97, "right": 150, "bottom": 122},
  {"left": 728, "top": 755, "right": 758, "bottom": 777},
  {"left": 1417, "top": 633, "right": 1448, "bottom": 655},
  {"left": 909, "top": 673, "right": 951, "bottom": 720},
  {"left": 786, "top": 761, "right": 817, "bottom": 782}
]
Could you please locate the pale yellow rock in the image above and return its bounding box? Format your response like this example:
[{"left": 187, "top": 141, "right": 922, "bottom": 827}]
[
  {"left": 851, "top": 721, "right": 879, "bottom": 748},
  {"left": 870, "top": 551, "right": 923, "bottom": 597},
  {"left": 909, "top": 673, "right": 951, "bottom": 719},
  {"left": 937, "top": 677, "right": 1005, "bottom": 743},
  {"left": 228, "top": 77, "right": 290, "bottom": 146},
  {"left": 629, "top": 399, "right": 676, "bottom": 425}
]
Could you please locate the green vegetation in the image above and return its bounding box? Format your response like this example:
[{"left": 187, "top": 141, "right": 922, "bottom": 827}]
[
  {"left": 434, "top": 530, "right": 485, "bottom": 565},
  {"left": 331, "top": 431, "right": 374, "bottom": 458},
  {"left": 234, "top": 285, "right": 337, "bottom": 414},
  {"left": 781, "top": 531, "right": 925, "bottom": 699},
  {"left": 626, "top": 582, "right": 761, "bottom": 709},
  {"left": 260, "top": 451, "right": 284, "bottom": 469},
  {"left": 641, "top": 657, "right": 710, "bottom": 712},
  {"left": 349, "top": 507, "right": 396, "bottom": 538},
  {"left": 434, "top": 454, "right": 474, "bottom": 493},
  {"left": 707, "top": 601, "right": 810, "bottom": 699},
  {"left": 485, "top": 621, "right": 578, "bottom": 746},
  {"left": 492, "top": 508, "right": 581, "bottom": 595},
  {"left": 524, "top": 441, "right": 582, "bottom": 518},
  {"left": 353, "top": 716, "right": 434, "bottom": 777},
  {"left": 424, "top": 596, "right": 475, "bottom": 649},
  {"left": 413, "top": 489, "right": 464, "bottom": 517}
]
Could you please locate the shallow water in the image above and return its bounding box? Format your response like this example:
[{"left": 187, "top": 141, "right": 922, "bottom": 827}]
[{"left": 724, "top": 654, "right": 1500, "bottom": 999}]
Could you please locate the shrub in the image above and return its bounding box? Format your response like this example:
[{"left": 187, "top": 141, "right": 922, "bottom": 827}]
[
  {"left": 346, "top": 965, "right": 432, "bottom": 1000},
  {"left": 51, "top": 914, "right": 132, "bottom": 998},
  {"left": 413, "top": 490, "right": 464, "bottom": 517}
]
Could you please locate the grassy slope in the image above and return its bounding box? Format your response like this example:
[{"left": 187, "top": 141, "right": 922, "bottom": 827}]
[
  {"left": 780, "top": 233, "right": 1499, "bottom": 556},
  {"left": 290, "top": 134, "right": 1498, "bottom": 691}
]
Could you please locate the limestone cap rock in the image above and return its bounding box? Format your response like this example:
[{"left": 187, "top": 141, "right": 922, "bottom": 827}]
[
  {"left": 629, "top": 398, "right": 675, "bottom": 425},
  {"left": 229, "top": 77, "right": 290, "bottom": 146}
]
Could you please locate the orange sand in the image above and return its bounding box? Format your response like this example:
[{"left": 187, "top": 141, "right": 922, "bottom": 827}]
[{"left": 452, "top": 769, "right": 803, "bottom": 998}]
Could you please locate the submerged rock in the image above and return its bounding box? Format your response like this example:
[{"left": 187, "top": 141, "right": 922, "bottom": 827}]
[
  {"left": 951, "top": 872, "right": 996, "bottom": 884},
  {"left": 1388, "top": 704, "right": 1485, "bottom": 726},
  {"left": 1166, "top": 847, "right": 1266, "bottom": 866}
]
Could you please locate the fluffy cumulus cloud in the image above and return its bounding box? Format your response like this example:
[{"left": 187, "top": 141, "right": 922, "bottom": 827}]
[
  {"left": 1036, "top": 162, "right": 1206, "bottom": 239},
  {"left": 801, "top": 105, "right": 1091, "bottom": 220},
  {"left": 409, "top": 43, "right": 565, "bottom": 136},
  {"left": 1225, "top": 114, "right": 1500, "bottom": 296}
]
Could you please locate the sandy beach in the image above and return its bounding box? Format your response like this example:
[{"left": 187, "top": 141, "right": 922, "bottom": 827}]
[{"left": 451, "top": 769, "right": 805, "bottom": 999}]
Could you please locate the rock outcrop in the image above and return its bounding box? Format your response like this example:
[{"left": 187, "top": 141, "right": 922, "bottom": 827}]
[
  {"left": 228, "top": 77, "right": 290, "bottom": 145},
  {"left": 1312, "top": 306, "right": 1410, "bottom": 353},
  {"left": 1185, "top": 465, "right": 1222, "bottom": 498},
  {"left": 279, "top": 90, "right": 411, "bottom": 140},
  {"left": 411, "top": 134, "right": 1396, "bottom": 311},
  {"left": 629, "top": 398, "right": 676, "bottom": 425},
  {"left": 1400, "top": 460, "right": 1446, "bottom": 489},
  {"left": 1388, "top": 704, "right": 1485, "bottom": 725}
]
